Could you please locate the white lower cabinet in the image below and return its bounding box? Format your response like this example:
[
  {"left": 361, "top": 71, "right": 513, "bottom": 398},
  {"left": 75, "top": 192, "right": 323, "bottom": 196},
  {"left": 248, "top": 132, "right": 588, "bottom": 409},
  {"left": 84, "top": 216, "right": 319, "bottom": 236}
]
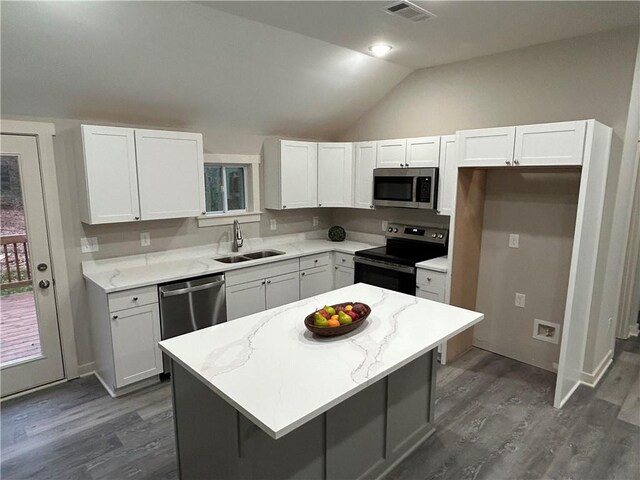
[
  {"left": 111, "top": 304, "right": 163, "bottom": 388},
  {"left": 226, "top": 279, "right": 267, "bottom": 320},
  {"left": 266, "top": 271, "right": 301, "bottom": 309},
  {"left": 416, "top": 268, "right": 448, "bottom": 363},
  {"left": 334, "top": 265, "right": 354, "bottom": 289},
  {"left": 300, "top": 265, "right": 333, "bottom": 299}
]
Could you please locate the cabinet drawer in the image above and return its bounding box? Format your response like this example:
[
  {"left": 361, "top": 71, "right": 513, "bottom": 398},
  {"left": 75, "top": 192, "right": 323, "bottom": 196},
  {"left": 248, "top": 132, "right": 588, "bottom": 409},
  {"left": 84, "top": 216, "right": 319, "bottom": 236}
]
[
  {"left": 416, "top": 269, "right": 446, "bottom": 292},
  {"left": 225, "top": 258, "right": 299, "bottom": 287},
  {"left": 415, "top": 287, "right": 443, "bottom": 303},
  {"left": 108, "top": 286, "right": 158, "bottom": 312},
  {"left": 300, "top": 252, "right": 331, "bottom": 270},
  {"left": 334, "top": 252, "right": 354, "bottom": 269}
]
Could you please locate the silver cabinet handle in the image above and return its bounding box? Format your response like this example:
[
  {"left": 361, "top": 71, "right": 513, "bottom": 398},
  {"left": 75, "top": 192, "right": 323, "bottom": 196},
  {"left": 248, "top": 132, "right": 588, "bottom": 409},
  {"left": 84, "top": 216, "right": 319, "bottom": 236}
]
[{"left": 39, "top": 279, "right": 50, "bottom": 289}]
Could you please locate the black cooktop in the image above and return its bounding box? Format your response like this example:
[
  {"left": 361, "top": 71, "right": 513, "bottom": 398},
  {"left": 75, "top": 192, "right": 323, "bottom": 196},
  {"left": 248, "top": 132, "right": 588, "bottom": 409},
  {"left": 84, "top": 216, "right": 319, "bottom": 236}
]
[{"left": 355, "top": 238, "right": 447, "bottom": 267}]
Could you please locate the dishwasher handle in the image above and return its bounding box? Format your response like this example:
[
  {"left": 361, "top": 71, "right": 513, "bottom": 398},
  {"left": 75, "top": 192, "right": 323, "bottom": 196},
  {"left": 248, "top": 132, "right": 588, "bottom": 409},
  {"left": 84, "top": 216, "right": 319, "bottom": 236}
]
[{"left": 160, "top": 279, "right": 225, "bottom": 298}]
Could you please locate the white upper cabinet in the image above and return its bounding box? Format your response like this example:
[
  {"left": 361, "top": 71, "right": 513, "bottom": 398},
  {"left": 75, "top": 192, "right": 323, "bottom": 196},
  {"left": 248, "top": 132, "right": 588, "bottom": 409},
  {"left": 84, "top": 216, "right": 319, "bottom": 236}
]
[
  {"left": 264, "top": 139, "right": 318, "bottom": 210},
  {"left": 353, "top": 142, "right": 376, "bottom": 210},
  {"left": 376, "top": 139, "right": 407, "bottom": 168},
  {"left": 78, "top": 125, "right": 205, "bottom": 224},
  {"left": 437, "top": 135, "right": 457, "bottom": 216},
  {"left": 135, "top": 129, "right": 205, "bottom": 220},
  {"left": 406, "top": 136, "right": 441, "bottom": 168},
  {"left": 80, "top": 125, "right": 140, "bottom": 224},
  {"left": 514, "top": 121, "right": 586, "bottom": 167},
  {"left": 457, "top": 126, "right": 516, "bottom": 167},
  {"left": 317, "top": 143, "right": 354, "bottom": 208}
]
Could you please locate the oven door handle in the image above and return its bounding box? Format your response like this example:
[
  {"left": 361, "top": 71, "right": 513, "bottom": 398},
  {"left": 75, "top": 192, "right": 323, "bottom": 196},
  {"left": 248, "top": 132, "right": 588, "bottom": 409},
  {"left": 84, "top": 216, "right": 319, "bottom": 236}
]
[{"left": 354, "top": 257, "right": 415, "bottom": 274}]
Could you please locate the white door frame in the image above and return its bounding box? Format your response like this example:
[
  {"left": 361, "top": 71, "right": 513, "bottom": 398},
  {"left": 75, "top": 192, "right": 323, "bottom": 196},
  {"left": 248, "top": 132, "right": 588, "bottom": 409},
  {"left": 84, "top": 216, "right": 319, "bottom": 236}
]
[{"left": 1, "top": 119, "right": 79, "bottom": 380}]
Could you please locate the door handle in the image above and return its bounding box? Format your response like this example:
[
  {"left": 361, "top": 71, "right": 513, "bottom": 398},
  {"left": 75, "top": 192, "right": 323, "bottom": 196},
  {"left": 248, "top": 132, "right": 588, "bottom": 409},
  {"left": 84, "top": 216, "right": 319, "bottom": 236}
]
[{"left": 39, "top": 279, "right": 51, "bottom": 289}]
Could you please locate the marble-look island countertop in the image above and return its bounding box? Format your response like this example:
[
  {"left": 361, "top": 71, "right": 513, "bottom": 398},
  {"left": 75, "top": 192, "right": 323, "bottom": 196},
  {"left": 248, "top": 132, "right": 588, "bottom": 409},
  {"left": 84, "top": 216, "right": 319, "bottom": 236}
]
[
  {"left": 159, "top": 283, "right": 483, "bottom": 440},
  {"left": 82, "top": 235, "right": 379, "bottom": 293}
]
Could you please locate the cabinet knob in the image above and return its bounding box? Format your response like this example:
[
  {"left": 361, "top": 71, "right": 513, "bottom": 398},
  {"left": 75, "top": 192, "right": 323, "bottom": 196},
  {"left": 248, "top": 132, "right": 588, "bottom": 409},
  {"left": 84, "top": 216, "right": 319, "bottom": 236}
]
[
  {"left": 202, "top": 211, "right": 206, "bottom": 215},
  {"left": 132, "top": 296, "right": 138, "bottom": 301},
  {"left": 514, "top": 159, "right": 520, "bottom": 165},
  {"left": 335, "top": 266, "right": 338, "bottom": 270},
  {"left": 134, "top": 216, "right": 140, "bottom": 220},
  {"left": 301, "top": 272, "right": 306, "bottom": 276},
  {"left": 416, "top": 285, "right": 420, "bottom": 290},
  {"left": 505, "top": 160, "right": 511, "bottom": 166},
  {"left": 370, "top": 205, "right": 374, "bottom": 209},
  {"left": 319, "top": 203, "right": 322, "bottom": 207},
  {"left": 261, "top": 280, "right": 266, "bottom": 285},
  {"left": 282, "top": 205, "right": 287, "bottom": 209},
  {"left": 112, "top": 315, "right": 118, "bottom": 320},
  {"left": 314, "top": 259, "right": 318, "bottom": 263},
  {"left": 267, "top": 280, "right": 271, "bottom": 284},
  {"left": 341, "top": 259, "right": 346, "bottom": 262},
  {"left": 427, "top": 277, "right": 432, "bottom": 282}
]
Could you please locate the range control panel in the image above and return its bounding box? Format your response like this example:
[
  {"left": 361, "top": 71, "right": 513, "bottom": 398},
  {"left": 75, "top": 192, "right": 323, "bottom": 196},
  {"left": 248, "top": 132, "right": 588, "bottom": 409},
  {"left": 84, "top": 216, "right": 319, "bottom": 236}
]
[{"left": 385, "top": 223, "right": 448, "bottom": 245}]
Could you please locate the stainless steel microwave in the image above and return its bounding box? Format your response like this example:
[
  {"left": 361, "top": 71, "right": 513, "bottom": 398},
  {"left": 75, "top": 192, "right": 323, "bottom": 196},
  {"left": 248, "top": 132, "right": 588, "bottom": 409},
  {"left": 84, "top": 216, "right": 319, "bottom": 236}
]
[{"left": 373, "top": 168, "right": 438, "bottom": 210}]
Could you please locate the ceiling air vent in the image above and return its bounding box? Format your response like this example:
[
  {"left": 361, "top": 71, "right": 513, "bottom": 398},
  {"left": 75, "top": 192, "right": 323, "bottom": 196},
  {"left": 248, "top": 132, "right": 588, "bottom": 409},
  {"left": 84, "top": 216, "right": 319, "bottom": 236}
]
[{"left": 384, "top": 1, "right": 435, "bottom": 22}]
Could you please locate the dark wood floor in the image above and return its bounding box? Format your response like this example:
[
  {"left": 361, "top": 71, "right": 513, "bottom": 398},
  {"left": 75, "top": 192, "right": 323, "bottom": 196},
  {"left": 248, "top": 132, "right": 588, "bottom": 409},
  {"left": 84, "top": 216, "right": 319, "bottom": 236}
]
[{"left": 2, "top": 339, "right": 638, "bottom": 480}]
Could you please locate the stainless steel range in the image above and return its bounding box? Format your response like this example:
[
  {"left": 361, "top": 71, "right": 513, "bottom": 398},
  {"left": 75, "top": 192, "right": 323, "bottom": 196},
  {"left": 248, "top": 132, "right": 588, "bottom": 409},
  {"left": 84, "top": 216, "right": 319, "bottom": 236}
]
[{"left": 354, "top": 223, "right": 448, "bottom": 295}]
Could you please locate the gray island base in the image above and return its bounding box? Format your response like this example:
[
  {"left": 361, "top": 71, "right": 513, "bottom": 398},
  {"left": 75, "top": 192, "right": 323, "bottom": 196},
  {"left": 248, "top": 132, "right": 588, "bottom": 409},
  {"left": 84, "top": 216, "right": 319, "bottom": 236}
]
[{"left": 171, "top": 350, "right": 436, "bottom": 480}]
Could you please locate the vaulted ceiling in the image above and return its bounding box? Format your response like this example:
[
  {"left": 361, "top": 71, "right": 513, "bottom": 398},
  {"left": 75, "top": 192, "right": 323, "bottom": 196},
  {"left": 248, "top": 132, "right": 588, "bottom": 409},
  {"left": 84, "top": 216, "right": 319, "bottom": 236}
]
[{"left": 2, "top": 1, "right": 638, "bottom": 140}]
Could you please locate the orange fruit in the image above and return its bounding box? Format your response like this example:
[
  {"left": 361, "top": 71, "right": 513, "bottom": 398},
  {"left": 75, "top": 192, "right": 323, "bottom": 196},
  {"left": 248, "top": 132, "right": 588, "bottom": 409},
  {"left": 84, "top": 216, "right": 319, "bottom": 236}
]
[
  {"left": 327, "top": 318, "right": 340, "bottom": 327},
  {"left": 330, "top": 314, "right": 339, "bottom": 322}
]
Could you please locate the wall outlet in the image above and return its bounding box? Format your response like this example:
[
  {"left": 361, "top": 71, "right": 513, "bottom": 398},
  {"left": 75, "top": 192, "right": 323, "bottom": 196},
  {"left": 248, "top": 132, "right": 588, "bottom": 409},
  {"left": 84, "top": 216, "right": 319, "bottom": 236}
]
[
  {"left": 509, "top": 234, "right": 520, "bottom": 248},
  {"left": 312, "top": 216, "right": 319, "bottom": 227},
  {"left": 270, "top": 219, "right": 277, "bottom": 231},
  {"left": 515, "top": 293, "right": 526, "bottom": 308},
  {"left": 382, "top": 220, "right": 389, "bottom": 232},
  {"left": 80, "top": 237, "right": 99, "bottom": 253},
  {"left": 140, "top": 232, "right": 151, "bottom": 247}
]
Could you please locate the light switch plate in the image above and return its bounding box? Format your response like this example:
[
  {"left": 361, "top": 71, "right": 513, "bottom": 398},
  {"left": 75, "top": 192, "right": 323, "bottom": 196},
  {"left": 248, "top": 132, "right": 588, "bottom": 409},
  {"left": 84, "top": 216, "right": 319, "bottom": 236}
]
[
  {"left": 140, "top": 232, "right": 151, "bottom": 247},
  {"left": 515, "top": 293, "right": 526, "bottom": 308},
  {"left": 312, "top": 216, "right": 319, "bottom": 227},
  {"left": 509, "top": 234, "right": 519, "bottom": 248},
  {"left": 80, "top": 237, "right": 99, "bottom": 253},
  {"left": 270, "top": 219, "right": 277, "bottom": 231}
]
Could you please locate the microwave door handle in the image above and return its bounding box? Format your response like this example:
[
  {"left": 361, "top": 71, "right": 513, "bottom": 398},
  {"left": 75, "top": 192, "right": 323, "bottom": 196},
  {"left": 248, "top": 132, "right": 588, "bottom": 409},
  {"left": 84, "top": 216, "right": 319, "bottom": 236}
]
[{"left": 412, "top": 176, "right": 419, "bottom": 202}]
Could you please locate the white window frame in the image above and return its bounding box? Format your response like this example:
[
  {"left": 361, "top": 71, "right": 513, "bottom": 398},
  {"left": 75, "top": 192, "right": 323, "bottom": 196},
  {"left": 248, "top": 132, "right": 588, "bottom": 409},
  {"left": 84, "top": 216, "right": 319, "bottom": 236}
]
[
  {"left": 205, "top": 164, "right": 248, "bottom": 215},
  {"left": 198, "top": 154, "right": 262, "bottom": 227}
]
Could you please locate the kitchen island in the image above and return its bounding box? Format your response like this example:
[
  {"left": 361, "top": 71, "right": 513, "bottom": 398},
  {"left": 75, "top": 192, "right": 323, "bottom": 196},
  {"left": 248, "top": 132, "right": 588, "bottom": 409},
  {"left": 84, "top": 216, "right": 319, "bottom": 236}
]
[{"left": 159, "top": 283, "right": 483, "bottom": 480}]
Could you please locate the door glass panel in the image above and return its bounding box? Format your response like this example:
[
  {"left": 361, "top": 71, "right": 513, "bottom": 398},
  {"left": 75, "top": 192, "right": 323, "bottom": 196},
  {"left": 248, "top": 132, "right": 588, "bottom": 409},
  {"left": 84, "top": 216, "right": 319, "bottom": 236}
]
[
  {"left": 374, "top": 177, "right": 413, "bottom": 201},
  {"left": 0, "top": 155, "right": 41, "bottom": 365}
]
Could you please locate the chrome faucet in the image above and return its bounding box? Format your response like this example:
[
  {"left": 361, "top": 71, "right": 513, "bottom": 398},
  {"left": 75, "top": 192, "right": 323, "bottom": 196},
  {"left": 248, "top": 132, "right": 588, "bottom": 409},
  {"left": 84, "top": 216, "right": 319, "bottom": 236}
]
[{"left": 232, "top": 219, "right": 243, "bottom": 252}]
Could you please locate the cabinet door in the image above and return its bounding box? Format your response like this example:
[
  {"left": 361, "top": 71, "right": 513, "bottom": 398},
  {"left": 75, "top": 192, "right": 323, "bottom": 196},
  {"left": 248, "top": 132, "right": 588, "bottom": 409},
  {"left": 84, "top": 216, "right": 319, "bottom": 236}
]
[
  {"left": 376, "top": 139, "right": 407, "bottom": 168},
  {"left": 415, "top": 285, "right": 442, "bottom": 302},
  {"left": 353, "top": 142, "right": 376, "bottom": 210},
  {"left": 514, "top": 121, "right": 586, "bottom": 167},
  {"left": 406, "top": 136, "right": 441, "bottom": 168},
  {"left": 266, "top": 271, "right": 300, "bottom": 309},
  {"left": 318, "top": 143, "right": 354, "bottom": 208},
  {"left": 135, "top": 129, "right": 205, "bottom": 220},
  {"left": 111, "top": 304, "right": 162, "bottom": 388},
  {"left": 437, "top": 135, "right": 457, "bottom": 216},
  {"left": 226, "top": 280, "right": 266, "bottom": 320},
  {"left": 334, "top": 265, "right": 354, "bottom": 290},
  {"left": 457, "top": 127, "right": 516, "bottom": 167},
  {"left": 300, "top": 266, "right": 333, "bottom": 299},
  {"left": 81, "top": 125, "right": 140, "bottom": 224},
  {"left": 281, "top": 141, "right": 318, "bottom": 209}
]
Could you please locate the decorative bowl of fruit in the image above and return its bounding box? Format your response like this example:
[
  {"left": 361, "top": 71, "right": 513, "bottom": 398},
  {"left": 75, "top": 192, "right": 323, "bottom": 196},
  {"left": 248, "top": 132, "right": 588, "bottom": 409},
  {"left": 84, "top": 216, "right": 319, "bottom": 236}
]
[{"left": 304, "top": 302, "right": 371, "bottom": 337}]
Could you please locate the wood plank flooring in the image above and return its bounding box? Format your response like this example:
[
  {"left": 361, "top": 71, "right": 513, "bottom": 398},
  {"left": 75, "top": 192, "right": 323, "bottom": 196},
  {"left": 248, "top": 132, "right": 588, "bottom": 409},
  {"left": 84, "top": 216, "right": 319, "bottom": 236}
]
[
  {"left": 0, "top": 291, "right": 41, "bottom": 364},
  {"left": 1, "top": 338, "right": 638, "bottom": 480}
]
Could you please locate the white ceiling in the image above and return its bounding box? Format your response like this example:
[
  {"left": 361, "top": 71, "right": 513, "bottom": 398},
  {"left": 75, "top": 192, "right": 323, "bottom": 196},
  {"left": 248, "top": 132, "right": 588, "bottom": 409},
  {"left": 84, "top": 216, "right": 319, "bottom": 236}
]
[
  {"left": 210, "top": 1, "right": 640, "bottom": 69},
  {"left": 1, "top": 2, "right": 638, "bottom": 139},
  {"left": 0, "top": 2, "right": 411, "bottom": 138}
]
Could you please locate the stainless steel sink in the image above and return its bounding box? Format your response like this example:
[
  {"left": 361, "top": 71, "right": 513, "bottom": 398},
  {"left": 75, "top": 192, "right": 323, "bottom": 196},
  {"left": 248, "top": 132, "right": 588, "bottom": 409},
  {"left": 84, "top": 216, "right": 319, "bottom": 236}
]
[
  {"left": 215, "top": 250, "right": 285, "bottom": 263},
  {"left": 242, "top": 250, "right": 285, "bottom": 259},
  {"left": 215, "top": 255, "right": 252, "bottom": 263}
]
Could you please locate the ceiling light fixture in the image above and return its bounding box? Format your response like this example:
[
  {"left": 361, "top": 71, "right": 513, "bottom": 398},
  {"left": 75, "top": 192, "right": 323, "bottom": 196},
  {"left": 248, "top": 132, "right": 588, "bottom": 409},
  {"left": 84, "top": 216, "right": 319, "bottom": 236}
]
[{"left": 368, "top": 44, "right": 392, "bottom": 57}]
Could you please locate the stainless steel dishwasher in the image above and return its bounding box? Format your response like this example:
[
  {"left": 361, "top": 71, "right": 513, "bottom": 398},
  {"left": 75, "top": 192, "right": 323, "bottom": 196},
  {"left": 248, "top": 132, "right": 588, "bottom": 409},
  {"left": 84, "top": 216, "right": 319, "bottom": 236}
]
[{"left": 158, "top": 273, "right": 227, "bottom": 374}]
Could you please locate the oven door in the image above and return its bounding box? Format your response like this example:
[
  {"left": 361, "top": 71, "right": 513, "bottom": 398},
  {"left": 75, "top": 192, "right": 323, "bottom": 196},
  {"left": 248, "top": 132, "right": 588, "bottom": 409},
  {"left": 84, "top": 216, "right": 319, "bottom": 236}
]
[
  {"left": 354, "top": 257, "right": 416, "bottom": 295},
  {"left": 373, "top": 169, "right": 417, "bottom": 208}
]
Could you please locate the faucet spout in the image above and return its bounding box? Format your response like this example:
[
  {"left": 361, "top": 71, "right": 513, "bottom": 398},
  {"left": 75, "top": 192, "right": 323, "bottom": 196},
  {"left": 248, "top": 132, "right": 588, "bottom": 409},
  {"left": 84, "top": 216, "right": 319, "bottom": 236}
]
[{"left": 233, "top": 219, "right": 243, "bottom": 252}]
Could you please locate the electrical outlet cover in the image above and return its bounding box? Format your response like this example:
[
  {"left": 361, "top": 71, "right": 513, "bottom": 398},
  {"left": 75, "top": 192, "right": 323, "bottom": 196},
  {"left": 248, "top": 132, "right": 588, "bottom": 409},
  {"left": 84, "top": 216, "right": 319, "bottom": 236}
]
[
  {"left": 140, "top": 232, "right": 151, "bottom": 247},
  {"left": 312, "top": 216, "right": 319, "bottom": 227},
  {"left": 509, "top": 234, "right": 519, "bottom": 248},
  {"left": 515, "top": 293, "right": 526, "bottom": 308},
  {"left": 80, "top": 237, "right": 99, "bottom": 253},
  {"left": 270, "top": 219, "right": 277, "bottom": 231}
]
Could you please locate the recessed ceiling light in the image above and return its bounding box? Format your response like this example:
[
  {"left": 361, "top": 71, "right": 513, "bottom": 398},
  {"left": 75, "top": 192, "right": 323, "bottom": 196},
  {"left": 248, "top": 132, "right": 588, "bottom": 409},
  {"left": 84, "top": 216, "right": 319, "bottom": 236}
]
[{"left": 368, "top": 44, "right": 392, "bottom": 57}]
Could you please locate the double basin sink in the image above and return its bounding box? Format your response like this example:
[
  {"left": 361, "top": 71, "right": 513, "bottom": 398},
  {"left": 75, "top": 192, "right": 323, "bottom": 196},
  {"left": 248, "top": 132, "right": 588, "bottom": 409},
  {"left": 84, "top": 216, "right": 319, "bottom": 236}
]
[{"left": 215, "top": 249, "right": 285, "bottom": 264}]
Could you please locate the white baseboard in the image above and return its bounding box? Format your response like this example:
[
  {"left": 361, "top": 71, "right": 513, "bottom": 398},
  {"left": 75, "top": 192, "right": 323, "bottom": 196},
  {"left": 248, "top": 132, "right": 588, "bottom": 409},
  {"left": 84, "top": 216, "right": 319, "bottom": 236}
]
[
  {"left": 77, "top": 362, "right": 96, "bottom": 377},
  {"left": 580, "top": 349, "right": 613, "bottom": 387},
  {"left": 629, "top": 324, "right": 639, "bottom": 337}
]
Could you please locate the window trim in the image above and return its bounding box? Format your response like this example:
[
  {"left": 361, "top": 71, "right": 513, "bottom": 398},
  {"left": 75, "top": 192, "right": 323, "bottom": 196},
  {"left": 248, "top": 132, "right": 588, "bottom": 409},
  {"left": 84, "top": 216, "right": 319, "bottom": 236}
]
[{"left": 198, "top": 154, "right": 261, "bottom": 227}]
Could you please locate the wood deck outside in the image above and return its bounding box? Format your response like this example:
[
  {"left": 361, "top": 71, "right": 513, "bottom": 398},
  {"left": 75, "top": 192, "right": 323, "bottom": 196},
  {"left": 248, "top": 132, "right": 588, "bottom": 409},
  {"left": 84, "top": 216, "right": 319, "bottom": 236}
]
[{"left": 0, "top": 291, "right": 41, "bottom": 365}]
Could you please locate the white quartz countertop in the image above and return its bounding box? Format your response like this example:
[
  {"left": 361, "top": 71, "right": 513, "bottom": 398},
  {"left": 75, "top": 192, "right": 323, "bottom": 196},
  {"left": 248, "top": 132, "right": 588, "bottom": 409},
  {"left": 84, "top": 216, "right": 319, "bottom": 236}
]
[
  {"left": 82, "top": 237, "right": 378, "bottom": 293},
  {"left": 415, "top": 255, "right": 449, "bottom": 272},
  {"left": 159, "top": 283, "right": 483, "bottom": 439}
]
